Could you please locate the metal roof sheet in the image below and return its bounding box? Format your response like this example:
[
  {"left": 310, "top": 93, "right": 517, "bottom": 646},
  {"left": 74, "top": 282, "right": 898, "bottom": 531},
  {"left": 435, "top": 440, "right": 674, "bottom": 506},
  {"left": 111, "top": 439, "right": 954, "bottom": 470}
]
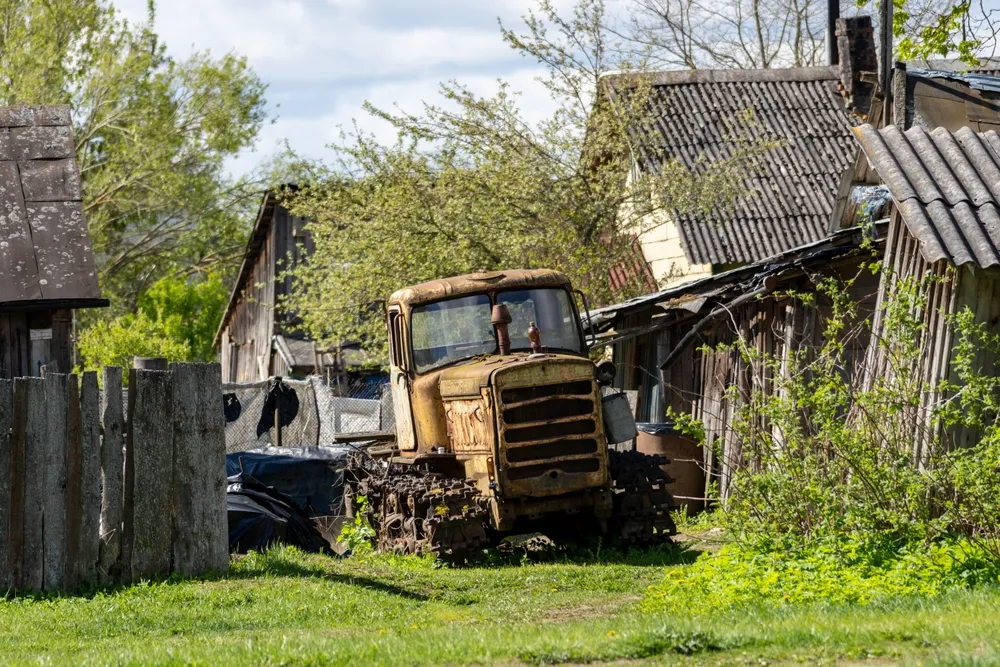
[
  {"left": 0, "top": 105, "right": 103, "bottom": 307},
  {"left": 610, "top": 67, "right": 856, "bottom": 265},
  {"left": 853, "top": 123, "right": 1000, "bottom": 268}
]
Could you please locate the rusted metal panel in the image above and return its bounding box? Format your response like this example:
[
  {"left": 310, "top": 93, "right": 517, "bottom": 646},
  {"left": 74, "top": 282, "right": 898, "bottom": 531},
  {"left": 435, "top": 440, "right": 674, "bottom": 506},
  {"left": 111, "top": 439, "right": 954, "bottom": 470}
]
[{"left": 443, "top": 397, "right": 493, "bottom": 453}]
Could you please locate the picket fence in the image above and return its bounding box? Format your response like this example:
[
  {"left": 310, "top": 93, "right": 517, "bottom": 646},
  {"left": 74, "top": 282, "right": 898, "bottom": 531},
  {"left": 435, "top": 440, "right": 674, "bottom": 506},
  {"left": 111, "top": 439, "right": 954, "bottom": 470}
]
[{"left": 0, "top": 363, "right": 228, "bottom": 592}]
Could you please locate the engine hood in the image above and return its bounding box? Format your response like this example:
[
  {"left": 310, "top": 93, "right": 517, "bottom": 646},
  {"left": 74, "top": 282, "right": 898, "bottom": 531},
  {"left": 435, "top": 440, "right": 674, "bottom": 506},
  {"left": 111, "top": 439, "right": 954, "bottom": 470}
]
[{"left": 435, "top": 353, "right": 593, "bottom": 399}]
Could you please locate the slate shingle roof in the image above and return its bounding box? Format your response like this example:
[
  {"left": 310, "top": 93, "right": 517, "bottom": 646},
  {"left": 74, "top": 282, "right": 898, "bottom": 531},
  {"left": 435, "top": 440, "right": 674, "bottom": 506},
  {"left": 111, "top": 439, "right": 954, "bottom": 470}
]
[{"left": 610, "top": 67, "right": 857, "bottom": 265}]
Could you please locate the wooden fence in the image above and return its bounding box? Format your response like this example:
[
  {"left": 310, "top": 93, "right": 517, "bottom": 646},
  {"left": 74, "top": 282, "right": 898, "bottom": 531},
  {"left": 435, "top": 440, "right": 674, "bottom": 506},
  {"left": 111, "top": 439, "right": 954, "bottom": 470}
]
[{"left": 0, "top": 363, "right": 228, "bottom": 592}]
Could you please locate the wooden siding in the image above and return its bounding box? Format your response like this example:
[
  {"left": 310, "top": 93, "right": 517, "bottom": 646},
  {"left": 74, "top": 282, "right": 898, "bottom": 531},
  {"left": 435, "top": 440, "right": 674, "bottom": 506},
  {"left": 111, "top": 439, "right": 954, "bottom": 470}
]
[
  {"left": 0, "top": 309, "right": 72, "bottom": 378},
  {"left": 612, "top": 255, "right": 880, "bottom": 501},
  {"left": 218, "top": 201, "right": 313, "bottom": 383}
]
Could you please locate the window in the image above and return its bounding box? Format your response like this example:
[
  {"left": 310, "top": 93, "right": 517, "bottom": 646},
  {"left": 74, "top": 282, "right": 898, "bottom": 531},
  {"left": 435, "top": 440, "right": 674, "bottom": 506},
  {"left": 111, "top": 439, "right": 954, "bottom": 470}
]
[
  {"left": 410, "top": 295, "right": 495, "bottom": 373},
  {"left": 498, "top": 288, "right": 583, "bottom": 354},
  {"left": 388, "top": 311, "right": 404, "bottom": 369}
]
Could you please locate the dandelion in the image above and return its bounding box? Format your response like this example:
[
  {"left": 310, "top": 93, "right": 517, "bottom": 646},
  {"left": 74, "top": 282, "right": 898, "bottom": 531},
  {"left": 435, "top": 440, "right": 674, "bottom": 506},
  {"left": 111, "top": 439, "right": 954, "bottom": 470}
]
[{"left": 606, "top": 630, "right": 617, "bottom": 637}]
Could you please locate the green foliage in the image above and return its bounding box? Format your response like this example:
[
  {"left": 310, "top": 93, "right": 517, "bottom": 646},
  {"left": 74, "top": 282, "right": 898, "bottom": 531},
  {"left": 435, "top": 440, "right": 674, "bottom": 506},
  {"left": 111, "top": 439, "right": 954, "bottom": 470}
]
[
  {"left": 76, "top": 311, "right": 190, "bottom": 373},
  {"left": 337, "top": 495, "right": 375, "bottom": 555},
  {"left": 644, "top": 538, "right": 1000, "bottom": 615},
  {"left": 283, "top": 0, "right": 779, "bottom": 358},
  {"left": 137, "top": 273, "right": 229, "bottom": 361},
  {"left": 0, "top": 0, "right": 268, "bottom": 313}
]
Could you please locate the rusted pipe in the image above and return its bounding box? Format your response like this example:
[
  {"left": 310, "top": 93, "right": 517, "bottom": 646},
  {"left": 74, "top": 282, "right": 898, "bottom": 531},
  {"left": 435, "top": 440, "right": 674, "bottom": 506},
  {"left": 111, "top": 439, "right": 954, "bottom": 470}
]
[
  {"left": 527, "top": 321, "right": 542, "bottom": 354},
  {"left": 492, "top": 304, "right": 513, "bottom": 355}
]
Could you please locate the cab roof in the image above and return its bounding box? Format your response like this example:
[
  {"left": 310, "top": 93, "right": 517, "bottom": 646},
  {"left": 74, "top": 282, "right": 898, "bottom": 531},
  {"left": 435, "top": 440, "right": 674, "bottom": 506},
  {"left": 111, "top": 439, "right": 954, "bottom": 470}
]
[{"left": 389, "top": 269, "right": 572, "bottom": 307}]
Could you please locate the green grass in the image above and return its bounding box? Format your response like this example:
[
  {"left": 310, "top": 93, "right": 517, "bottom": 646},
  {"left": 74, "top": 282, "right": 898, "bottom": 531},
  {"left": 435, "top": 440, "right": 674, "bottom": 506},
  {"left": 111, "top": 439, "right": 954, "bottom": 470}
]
[{"left": 2, "top": 544, "right": 1000, "bottom": 665}]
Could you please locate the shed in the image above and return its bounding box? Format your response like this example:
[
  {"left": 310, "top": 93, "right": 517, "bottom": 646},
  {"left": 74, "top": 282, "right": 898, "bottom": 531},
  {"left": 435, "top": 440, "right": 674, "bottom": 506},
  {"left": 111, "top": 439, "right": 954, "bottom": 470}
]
[
  {"left": 214, "top": 188, "right": 379, "bottom": 386},
  {"left": 0, "top": 105, "right": 107, "bottom": 377},
  {"left": 588, "top": 227, "right": 884, "bottom": 499},
  {"left": 853, "top": 122, "right": 1000, "bottom": 457}
]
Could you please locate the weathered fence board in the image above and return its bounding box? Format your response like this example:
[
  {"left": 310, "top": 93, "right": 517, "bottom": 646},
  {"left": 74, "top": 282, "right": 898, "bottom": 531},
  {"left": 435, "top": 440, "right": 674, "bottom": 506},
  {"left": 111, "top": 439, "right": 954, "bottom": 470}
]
[
  {"left": 124, "top": 369, "right": 173, "bottom": 581},
  {"left": 41, "top": 373, "right": 68, "bottom": 591},
  {"left": 0, "top": 379, "right": 11, "bottom": 591},
  {"left": 18, "top": 377, "right": 45, "bottom": 591},
  {"left": 171, "top": 363, "right": 229, "bottom": 576},
  {"left": 79, "top": 371, "right": 101, "bottom": 583},
  {"left": 99, "top": 366, "right": 124, "bottom": 583},
  {"left": 63, "top": 375, "right": 83, "bottom": 592}
]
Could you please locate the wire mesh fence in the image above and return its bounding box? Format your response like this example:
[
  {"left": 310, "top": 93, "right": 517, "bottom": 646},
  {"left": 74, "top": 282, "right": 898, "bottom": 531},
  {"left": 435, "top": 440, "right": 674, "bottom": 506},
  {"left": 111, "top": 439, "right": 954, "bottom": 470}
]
[{"left": 222, "top": 376, "right": 393, "bottom": 454}]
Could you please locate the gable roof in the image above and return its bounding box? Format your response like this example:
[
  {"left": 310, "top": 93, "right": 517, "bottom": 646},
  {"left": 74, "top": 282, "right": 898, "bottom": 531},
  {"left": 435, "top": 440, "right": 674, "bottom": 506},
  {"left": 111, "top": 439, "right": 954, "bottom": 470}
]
[
  {"left": 0, "top": 105, "right": 105, "bottom": 308},
  {"left": 853, "top": 123, "right": 1000, "bottom": 269},
  {"left": 607, "top": 66, "right": 857, "bottom": 266}
]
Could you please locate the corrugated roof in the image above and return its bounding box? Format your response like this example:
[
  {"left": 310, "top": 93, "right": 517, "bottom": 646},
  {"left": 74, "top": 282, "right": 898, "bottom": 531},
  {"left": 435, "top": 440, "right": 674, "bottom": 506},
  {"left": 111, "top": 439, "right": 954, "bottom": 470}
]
[
  {"left": 853, "top": 123, "right": 1000, "bottom": 268},
  {"left": 609, "top": 67, "right": 856, "bottom": 265},
  {"left": 0, "top": 105, "right": 104, "bottom": 307}
]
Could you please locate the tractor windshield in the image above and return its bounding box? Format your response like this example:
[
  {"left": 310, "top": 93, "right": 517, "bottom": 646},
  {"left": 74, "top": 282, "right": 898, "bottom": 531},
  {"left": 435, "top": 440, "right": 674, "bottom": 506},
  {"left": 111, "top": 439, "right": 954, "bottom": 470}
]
[
  {"left": 411, "top": 294, "right": 496, "bottom": 373},
  {"left": 409, "top": 288, "right": 583, "bottom": 374}
]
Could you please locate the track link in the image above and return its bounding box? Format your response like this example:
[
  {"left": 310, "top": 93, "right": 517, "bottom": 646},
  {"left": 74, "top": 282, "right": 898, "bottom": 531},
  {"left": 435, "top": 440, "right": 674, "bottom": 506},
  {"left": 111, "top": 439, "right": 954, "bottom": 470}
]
[{"left": 609, "top": 450, "right": 677, "bottom": 545}]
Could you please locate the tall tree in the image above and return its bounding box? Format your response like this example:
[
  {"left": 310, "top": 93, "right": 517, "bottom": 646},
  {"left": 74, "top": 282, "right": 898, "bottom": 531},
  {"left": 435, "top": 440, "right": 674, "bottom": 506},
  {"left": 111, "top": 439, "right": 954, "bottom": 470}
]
[
  {"left": 620, "top": 0, "right": 998, "bottom": 70},
  {"left": 0, "top": 0, "right": 268, "bottom": 313},
  {"left": 283, "top": 0, "right": 771, "bottom": 357}
]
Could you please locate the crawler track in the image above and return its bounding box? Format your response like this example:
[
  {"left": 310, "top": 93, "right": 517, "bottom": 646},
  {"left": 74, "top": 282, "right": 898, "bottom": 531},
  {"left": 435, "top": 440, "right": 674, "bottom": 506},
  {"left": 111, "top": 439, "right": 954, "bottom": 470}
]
[
  {"left": 348, "top": 454, "right": 489, "bottom": 557},
  {"left": 608, "top": 450, "right": 677, "bottom": 545}
]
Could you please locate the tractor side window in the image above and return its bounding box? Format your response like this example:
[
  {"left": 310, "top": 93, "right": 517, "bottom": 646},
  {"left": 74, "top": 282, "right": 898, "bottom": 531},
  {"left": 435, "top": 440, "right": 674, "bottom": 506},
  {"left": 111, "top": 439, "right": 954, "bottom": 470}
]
[{"left": 388, "top": 311, "right": 404, "bottom": 369}]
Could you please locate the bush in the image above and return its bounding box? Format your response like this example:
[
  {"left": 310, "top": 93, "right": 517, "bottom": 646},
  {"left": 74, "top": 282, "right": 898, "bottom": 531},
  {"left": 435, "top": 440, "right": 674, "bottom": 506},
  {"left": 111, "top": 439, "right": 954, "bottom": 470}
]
[
  {"left": 77, "top": 312, "right": 190, "bottom": 374},
  {"left": 643, "top": 538, "right": 1000, "bottom": 615}
]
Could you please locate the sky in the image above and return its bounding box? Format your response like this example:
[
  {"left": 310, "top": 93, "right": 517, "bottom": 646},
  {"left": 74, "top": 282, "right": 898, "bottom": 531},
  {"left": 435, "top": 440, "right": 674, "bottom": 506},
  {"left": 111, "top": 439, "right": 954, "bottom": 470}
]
[{"left": 113, "top": 0, "right": 586, "bottom": 176}]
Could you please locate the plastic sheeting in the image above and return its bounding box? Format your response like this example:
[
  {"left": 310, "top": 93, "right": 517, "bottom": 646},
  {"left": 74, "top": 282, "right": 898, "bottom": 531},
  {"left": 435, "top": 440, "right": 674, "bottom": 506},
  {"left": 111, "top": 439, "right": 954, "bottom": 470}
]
[
  {"left": 226, "top": 473, "right": 333, "bottom": 555},
  {"left": 225, "top": 446, "right": 350, "bottom": 517}
]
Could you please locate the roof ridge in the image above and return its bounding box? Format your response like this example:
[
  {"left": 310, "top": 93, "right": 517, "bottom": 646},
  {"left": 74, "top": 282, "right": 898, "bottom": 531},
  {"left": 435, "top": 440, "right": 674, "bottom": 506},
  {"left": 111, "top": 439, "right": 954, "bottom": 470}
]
[{"left": 603, "top": 66, "right": 840, "bottom": 88}]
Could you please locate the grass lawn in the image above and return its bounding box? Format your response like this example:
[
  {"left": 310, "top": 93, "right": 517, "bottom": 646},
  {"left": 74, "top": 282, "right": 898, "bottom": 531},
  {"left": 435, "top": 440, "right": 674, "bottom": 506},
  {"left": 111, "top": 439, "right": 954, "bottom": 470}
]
[{"left": 1, "top": 541, "right": 1000, "bottom": 665}]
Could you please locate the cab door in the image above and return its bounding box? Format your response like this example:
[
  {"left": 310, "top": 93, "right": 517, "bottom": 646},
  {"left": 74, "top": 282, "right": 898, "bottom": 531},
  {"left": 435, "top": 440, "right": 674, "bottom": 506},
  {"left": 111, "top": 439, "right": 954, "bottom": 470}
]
[{"left": 387, "top": 307, "right": 416, "bottom": 450}]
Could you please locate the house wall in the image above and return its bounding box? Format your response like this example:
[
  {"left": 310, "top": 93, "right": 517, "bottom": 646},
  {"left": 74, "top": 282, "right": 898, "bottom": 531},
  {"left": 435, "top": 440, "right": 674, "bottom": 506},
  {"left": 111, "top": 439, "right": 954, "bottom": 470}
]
[
  {"left": 0, "top": 309, "right": 73, "bottom": 378},
  {"left": 637, "top": 209, "right": 712, "bottom": 287},
  {"left": 220, "top": 202, "right": 314, "bottom": 383}
]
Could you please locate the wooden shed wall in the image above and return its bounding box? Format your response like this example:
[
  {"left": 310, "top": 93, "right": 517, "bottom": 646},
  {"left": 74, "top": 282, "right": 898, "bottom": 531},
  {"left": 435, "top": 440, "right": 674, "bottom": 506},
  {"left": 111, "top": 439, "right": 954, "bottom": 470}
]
[
  {"left": 0, "top": 309, "right": 72, "bottom": 378},
  {"left": 612, "top": 255, "right": 880, "bottom": 500},
  {"left": 219, "top": 203, "right": 314, "bottom": 383},
  {"left": 867, "top": 213, "right": 1000, "bottom": 460}
]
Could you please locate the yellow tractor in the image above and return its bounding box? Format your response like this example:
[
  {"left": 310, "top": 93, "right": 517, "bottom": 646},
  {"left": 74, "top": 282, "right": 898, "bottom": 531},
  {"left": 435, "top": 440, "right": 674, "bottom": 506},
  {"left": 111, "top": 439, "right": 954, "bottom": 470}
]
[{"left": 346, "top": 269, "right": 676, "bottom": 555}]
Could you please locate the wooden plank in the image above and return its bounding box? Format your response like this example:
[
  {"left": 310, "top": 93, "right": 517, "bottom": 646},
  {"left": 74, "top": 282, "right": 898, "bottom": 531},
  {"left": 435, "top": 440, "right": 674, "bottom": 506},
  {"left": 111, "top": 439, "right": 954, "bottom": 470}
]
[
  {"left": 79, "top": 371, "right": 101, "bottom": 584},
  {"left": 63, "top": 374, "right": 83, "bottom": 592},
  {"left": 19, "top": 377, "right": 44, "bottom": 591},
  {"left": 99, "top": 367, "right": 125, "bottom": 584},
  {"left": 18, "top": 159, "right": 82, "bottom": 202},
  {"left": 171, "top": 363, "right": 229, "bottom": 576},
  {"left": 0, "top": 161, "right": 42, "bottom": 303},
  {"left": 9, "top": 125, "right": 73, "bottom": 160},
  {"left": 41, "top": 373, "right": 68, "bottom": 591},
  {"left": 124, "top": 369, "right": 174, "bottom": 582},
  {"left": 0, "top": 379, "right": 11, "bottom": 591},
  {"left": 7, "top": 379, "right": 27, "bottom": 589},
  {"left": 51, "top": 310, "right": 72, "bottom": 374},
  {"left": 26, "top": 201, "right": 100, "bottom": 300}
]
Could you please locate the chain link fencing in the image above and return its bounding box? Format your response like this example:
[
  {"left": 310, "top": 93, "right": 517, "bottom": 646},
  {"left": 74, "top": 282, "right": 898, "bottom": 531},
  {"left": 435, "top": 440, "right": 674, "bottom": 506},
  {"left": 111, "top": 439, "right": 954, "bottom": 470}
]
[{"left": 222, "top": 376, "right": 393, "bottom": 454}]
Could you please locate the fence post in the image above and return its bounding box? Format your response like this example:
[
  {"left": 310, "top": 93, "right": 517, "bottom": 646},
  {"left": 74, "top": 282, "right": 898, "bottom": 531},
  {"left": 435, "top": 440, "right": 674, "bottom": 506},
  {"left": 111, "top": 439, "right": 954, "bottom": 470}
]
[
  {"left": 170, "top": 363, "right": 229, "bottom": 576},
  {"left": 0, "top": 379, "right": 11, "bottom": 591},
  {"left": 123, "top": 368, "right": 173, "bottom": 582},
  {"left": 99, "top": 367, "right": 125, "bottom": 584},
  {"left": 41, "top": 374, "right": 68, "bottom": 591},
  {"left": 79, "top": 371, "right": 101, "bottom": 584},
  {"left": 15, "top": 378, "right": 45, "bottom": 591}
]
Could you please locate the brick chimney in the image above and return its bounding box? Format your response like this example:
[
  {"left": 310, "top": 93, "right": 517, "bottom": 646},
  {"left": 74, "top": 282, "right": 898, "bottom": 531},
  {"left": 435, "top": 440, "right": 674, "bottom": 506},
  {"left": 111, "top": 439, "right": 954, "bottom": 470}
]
[{"left": 836, "top": 16, "right": 877, "bottom": 116}]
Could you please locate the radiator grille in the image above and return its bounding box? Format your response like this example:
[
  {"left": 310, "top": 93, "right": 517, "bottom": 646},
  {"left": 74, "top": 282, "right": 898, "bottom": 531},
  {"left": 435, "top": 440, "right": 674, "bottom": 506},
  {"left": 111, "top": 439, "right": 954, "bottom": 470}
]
[{"left": 499, "top": 379, "right": 601, "bottom": 484}]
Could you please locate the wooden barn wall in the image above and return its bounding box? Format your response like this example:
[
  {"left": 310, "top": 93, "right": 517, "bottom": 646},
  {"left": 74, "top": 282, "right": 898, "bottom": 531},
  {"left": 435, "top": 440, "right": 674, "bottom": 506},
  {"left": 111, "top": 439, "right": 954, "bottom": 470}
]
[
  {"left": 0, "top": 309, "right": 72, "bottom": 379},
  {"left": 612, "top": 254, "right": 880, "bottom": 501},
  {"left": 219, "top": 203, "right": 314, "bottom": 384}
]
